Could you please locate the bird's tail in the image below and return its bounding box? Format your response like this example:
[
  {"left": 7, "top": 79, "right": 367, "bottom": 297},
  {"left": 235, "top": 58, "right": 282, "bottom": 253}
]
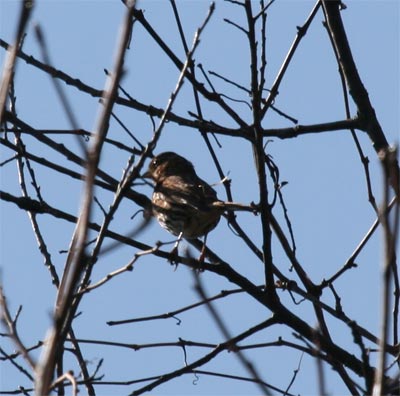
[{"left": 212, "top": 201, "right": 259, "bottom": 213}]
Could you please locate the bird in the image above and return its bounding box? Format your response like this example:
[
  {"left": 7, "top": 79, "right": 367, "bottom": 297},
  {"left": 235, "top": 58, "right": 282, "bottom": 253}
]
[{"left": 143, "top": 151, "right": 257, "bottom": 262}]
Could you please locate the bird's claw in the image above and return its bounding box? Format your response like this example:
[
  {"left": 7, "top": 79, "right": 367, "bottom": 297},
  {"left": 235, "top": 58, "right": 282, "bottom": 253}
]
[{"left": 196, "top": 244, "right": 207, "bottom": 272}]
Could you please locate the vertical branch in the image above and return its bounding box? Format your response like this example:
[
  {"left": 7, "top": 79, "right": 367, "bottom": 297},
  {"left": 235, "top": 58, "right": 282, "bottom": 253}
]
[
  {"left": 0, "top": 0, "right": 34, "bottom": 123},
  {"left": 373, "top": 147, "right": 399, "bottom": 396},
  {"left": 244, "top": 0, "right": 277, "bottom": 302},
  {"left": 8, "top": 81, "right": 95, "bottom": 395},
  {"left": 34, "top": 2, "right": 136, "bottom": 394},
  {"left": 322, "top": 0, "right": 400, "bottom": 196},
  {"left": 322, "top": 8, "right": 378, "bottom": 213},
  {"left": 257, "top": 0, "right": 268, "bottom": 95}
]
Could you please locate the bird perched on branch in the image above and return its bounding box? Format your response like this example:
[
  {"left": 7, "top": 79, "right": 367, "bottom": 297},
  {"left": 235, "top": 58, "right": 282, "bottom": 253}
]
[{"left": 143, "top": 151, "right": 257, "bottom": 261}]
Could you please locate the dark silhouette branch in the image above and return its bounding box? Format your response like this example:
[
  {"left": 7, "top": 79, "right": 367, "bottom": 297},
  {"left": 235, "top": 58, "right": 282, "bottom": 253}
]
[{"left": 322, "top": 0, "right": 400, "bottom": 197}]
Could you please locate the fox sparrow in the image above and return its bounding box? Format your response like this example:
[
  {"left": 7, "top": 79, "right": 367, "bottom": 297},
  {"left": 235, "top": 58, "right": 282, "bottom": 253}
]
[{"left": 143, "top": 152, "right": 257, "bottom": 247}]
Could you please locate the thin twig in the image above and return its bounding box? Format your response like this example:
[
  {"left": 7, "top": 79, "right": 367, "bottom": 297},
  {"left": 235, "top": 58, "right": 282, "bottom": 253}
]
[
  {"left": 321, "top": 197, "right": 397, "bottom": 287},
  {"left": 34, "top": 24, "right": 86, "bottom": 154},
  {"left": 79, "top": 246, "right": 158, "bottom": 294},
  {"left": 0, "top": 346, "right": 34, "bottom": 382},
  {"left": 0, "top": 285, "right": 36, "bottom": 370},
  {"left": 129, "top": 318, "right": 277, "bottom": 395},
  {"left": 193, "top": 269, "right": 273, "bottom": 395},
  {"left": 193, "top": 369, "right": 294, "bottom": 396},
  {"left": 284, "top": 353, "right": 303, "bottom": 395},
  {"left": 107, "top": 286, "right": 260, "bottom": 326},
  {"left": 223, "top": 18, "right": 248, "bottom": 34},
  {"left": 0, "top": 0, "right": 34, "bottom": 123},
  {"left": 260, "top": 0, "right": 321, "bottom": 119}
]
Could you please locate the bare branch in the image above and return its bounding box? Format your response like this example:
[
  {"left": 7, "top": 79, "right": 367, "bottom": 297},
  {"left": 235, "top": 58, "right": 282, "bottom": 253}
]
[
  {"left": 0, "top": 0, "right": 34, "bottom": 123},
  {"left": 34, "top": 3, "right": 137, "bottom": 394},
  {"left": 373, "top": 147, "right": 399, "bottom": 395},
  {"left": 193, "top": 269, "right": 274, "bottom": 395},
  {"left": 0, "top": 285, "right": 36, "bottom": 370},
  {"left": 261, "top": 1, "right": 321, "bottom": 119},
  {"left": 322, "top": 0, "right": 400, "bottom": 196}
]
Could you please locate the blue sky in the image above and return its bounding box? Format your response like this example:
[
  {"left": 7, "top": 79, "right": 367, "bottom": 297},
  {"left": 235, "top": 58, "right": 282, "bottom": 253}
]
[{"left": 1, "top": 1, "right": 399, "bottom": 395}]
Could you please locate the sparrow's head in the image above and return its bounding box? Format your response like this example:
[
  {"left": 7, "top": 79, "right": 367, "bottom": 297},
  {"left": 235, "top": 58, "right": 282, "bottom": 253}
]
[{"left": 143, "top": 152, "right": 195, "bottom": 182}]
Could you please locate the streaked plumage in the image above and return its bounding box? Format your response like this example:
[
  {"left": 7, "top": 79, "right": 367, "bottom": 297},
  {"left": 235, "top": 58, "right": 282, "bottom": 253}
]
[{"left": 144, "top": 152, "right": 221, "bottom": 238}]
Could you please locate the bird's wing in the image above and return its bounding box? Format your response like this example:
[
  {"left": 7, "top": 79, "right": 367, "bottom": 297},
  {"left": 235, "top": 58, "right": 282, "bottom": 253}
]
[{"left": 156, "top": 175, "right": 218, "bottom": 212}]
